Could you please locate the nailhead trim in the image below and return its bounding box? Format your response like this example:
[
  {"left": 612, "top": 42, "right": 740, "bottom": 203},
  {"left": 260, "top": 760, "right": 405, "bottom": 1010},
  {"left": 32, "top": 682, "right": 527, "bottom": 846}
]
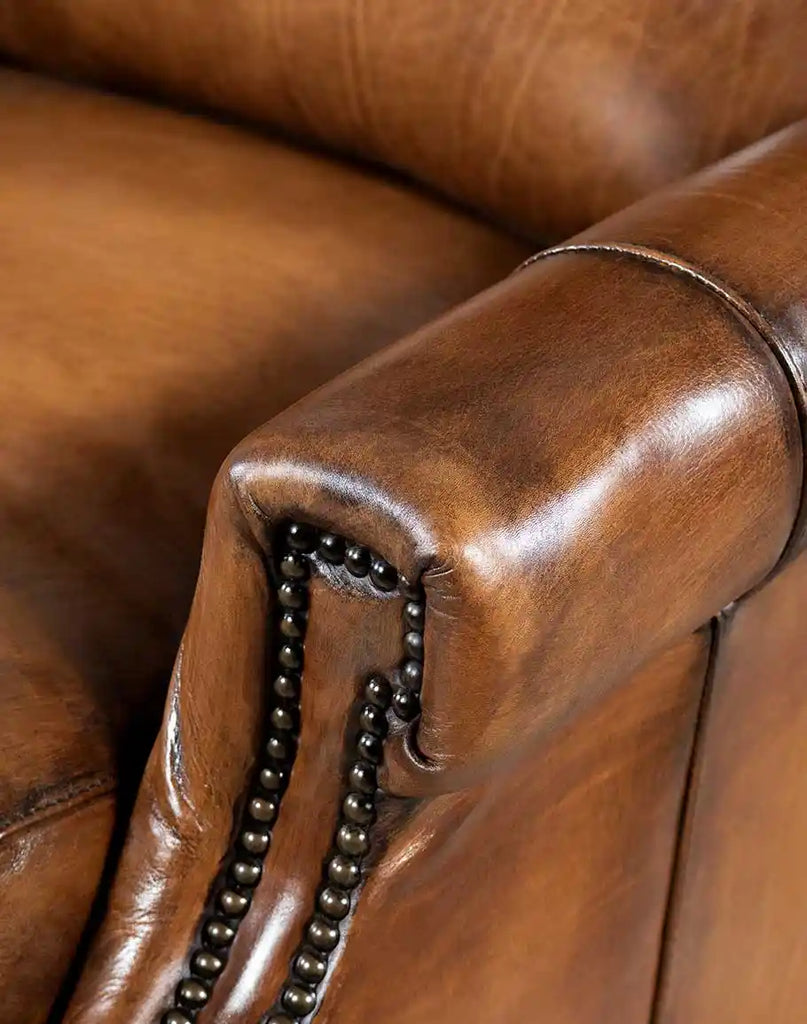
[
  {"left": 262, "top": 524, "right": 424, "bottom": 1024},
  {"left": 159, "top": 522, "right": 424, "bottom": 1023}
]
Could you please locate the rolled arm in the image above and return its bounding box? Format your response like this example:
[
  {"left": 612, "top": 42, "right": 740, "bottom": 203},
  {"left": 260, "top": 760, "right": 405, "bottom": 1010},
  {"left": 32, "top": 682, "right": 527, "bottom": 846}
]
[
  {"left": 66, "top": 124, "right": 807, "bottom": 1021},
  {"left": 229, "top": 120, "right": 807, "bottom": 791}
]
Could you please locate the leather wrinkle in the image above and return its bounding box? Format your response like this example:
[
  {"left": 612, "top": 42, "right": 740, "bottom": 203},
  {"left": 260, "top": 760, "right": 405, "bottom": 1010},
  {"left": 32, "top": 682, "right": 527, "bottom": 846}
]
[
  {"left": 0, "top": 771, "right": 116, "bottom": 840},
  {"left": 521, "top": 241, "right": 807, "bottom": 581}
]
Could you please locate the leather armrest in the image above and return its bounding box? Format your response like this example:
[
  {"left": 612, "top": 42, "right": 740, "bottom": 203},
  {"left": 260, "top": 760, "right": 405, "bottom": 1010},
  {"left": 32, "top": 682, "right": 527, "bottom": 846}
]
[
  {"left": 65, "top": 124, "right": 807, "bottom": 1020},
  {"left": 225, "top": 128, "right": 807, "bottom": 795}
]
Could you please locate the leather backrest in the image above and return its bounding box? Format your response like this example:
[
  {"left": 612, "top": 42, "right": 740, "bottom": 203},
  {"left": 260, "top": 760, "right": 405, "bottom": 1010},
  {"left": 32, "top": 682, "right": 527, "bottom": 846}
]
[{"left": 2, "top": 0, "right": 807, "bottom": 241}]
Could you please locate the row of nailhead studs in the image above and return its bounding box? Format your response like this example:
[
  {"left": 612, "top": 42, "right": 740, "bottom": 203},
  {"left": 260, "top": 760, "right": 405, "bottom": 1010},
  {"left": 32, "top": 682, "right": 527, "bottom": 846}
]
[
  {"left": 159, "top": 521, "right": 425, "bottom": 1024},
  {"left": 159, "top": 529, "right": 312, "bottom": 1023},
  {"left": 262, "top": 525, "right": 425, "bottom": 1024},
  {"left": 305, "top": 520, "right": 423, "bottom": 723}
]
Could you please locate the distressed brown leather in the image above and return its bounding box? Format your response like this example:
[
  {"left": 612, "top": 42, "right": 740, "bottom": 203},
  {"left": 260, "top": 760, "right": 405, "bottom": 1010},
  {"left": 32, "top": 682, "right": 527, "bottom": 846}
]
[
  {"left": 561, "top": 120, "right": 807, "bottom": 558},
  {"left": 323, "top": 634, "right": 708, "bottom": 1024},
  {"left": 655, "top": 555, "right": 807, "bottom": 1024},
  {"left": 1, "top": 792, "right": 115, "bottom": 1024},
  {"left": 68, "top": 568, "right": 710, "bottom": 1024},
  {"left": 65, "top": 510, "right": 411, "bottom": 1023},
  {"left": 0, "top": 68, "right": 525, "bottom": 1021},
  {"left": 4, "top": 3, "right": 807, "bottom": 1022},
  {"left": 2, "top": 1, "right": 807, "bottom": 240},
  {"left": 64, "top": 129, "right": 806, "bottom": 1020},
  {"left": 224, "top": 255, "right": 800, "bottom": 793}
]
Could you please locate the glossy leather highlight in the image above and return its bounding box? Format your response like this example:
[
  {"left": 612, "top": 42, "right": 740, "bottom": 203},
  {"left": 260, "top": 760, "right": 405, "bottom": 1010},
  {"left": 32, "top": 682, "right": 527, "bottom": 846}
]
[{"left": 222, "top": 249, "right": 799, "bottom": 792}]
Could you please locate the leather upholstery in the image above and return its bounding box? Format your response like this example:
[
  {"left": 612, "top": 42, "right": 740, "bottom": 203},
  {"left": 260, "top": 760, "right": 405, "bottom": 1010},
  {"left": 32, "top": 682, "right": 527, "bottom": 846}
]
[
  {"left": 566, "top": 121, "right": 807, "bottom": 560},
  {"left": 0, "top": 67, "right": 525, "bottom": 1022},
  {"left": 220, "top": 253, "right": 800, "bottom": 793},
  {"left": 68, "top": 596, "right": 709, "bottom": 1023},
  {"left": 321, "top": 635, "right": 708, "bottom": 1024},
  {"left": 61, "top": 129, "right": 806, "bottom": 1019},
  {"left": 656, "top": 555, "right": 807, "bottom": 1023},
  {"left": 2, "top": 1, "right": 807, "bottom": 240},
  {"left": 0, "top": 792, "right": 115, "bottom": 1023},
  {"left": 2, "top": 3, "right": 807, "bottom": 1022}
]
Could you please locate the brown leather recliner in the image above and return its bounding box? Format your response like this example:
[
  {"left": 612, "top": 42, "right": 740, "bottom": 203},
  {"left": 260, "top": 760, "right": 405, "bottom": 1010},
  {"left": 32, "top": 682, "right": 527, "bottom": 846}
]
[{"left": 1, "top": 3, "right": 806, "bottom": 1023}]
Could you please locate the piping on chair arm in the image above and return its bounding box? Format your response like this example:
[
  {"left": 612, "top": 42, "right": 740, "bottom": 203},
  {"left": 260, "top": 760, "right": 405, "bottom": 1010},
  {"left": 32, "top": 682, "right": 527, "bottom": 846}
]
[{"left": 65, "top": 123, "right": 807, "bottom": 1024}]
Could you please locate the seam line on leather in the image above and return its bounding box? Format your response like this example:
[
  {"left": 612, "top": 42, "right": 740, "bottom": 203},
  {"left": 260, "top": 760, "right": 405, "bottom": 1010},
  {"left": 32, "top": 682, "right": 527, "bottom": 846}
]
[
  {"left": 649, "top": 610, "right": 730, "bottom": 1021},
  {"left": 0, "top": 773, "right": 116, "bottom": 842},
  {"left": 518, "top": 242, "right": 807, "bottom": 578}
]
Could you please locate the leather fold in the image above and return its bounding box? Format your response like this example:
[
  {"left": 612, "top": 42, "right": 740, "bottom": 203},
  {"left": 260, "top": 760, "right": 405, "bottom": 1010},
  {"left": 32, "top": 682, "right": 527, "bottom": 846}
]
[{"left": 64, "top": 471, "right": 413, "bottom": 1023}]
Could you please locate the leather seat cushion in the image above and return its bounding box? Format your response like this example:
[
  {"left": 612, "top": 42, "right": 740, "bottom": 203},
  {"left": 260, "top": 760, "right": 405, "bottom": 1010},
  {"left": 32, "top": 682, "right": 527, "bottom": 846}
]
[
  {"left": 0, "top": 67, "right": 527, "bottom": 1022},
  {"left": 2, "top": 1, "right": 807, "bottom": 240}
]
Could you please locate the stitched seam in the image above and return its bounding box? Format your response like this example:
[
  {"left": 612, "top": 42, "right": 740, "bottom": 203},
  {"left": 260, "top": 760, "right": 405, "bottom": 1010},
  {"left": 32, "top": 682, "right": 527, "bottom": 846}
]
[
  {"left": 518, "top": 242, "right": 807, "bottom": 575},
  {"left": 0, "top": 772, "right": 116, "bottom": 842}
]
